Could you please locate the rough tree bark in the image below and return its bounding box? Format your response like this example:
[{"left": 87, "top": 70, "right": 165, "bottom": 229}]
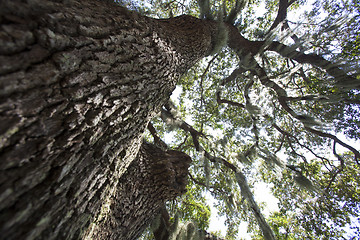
[
  {"left": 86, "top": 142, "right": 191, "bottom": 240},
  {"left": 0, "top": 0, "right": 218, "bottom": 239}
]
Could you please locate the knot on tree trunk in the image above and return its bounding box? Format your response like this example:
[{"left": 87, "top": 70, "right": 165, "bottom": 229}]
[
  {"left": 86, "top": 142, "right": 192, "bottom": 240},
  {"left": 143, "top": 142, "right": 192, "bottom": 198}
]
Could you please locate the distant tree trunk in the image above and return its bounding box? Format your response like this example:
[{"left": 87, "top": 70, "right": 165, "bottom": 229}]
[{"left": 0, "top": 0, "right": 216, "bottom": 239}]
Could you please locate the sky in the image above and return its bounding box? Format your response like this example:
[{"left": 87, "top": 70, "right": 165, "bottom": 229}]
[{"left": 206, "top": 182, "right": 279, "bottom": 239}]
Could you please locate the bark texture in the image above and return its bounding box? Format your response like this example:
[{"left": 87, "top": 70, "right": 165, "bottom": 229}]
[
  {"left": 0, "top": 0, "right": 215, "bottom": 239},
  {"left": 86, "top": 142, "right": 191, "bottom": 240}
]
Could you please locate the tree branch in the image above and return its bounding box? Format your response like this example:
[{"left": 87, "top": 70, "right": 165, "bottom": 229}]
[
  {"left": 188, "top": 172, "right": 227, "bottom": 195},
  {"left": 216, "top": 91, "right": 246, "bottom": 108},
  {"left": 251, "top": 60, "right": 359, "bottom": 165},
  {"left": 320, "top": 141, "right": 345, "bottom": 196},
  {"left": 198, "top": 0, "right": 213, "bottom": 19},
  {"left": 161, "top": 104, "right": 205, "bottom": 151},
  {"left": 245, "top": 59, "right": 359, "bottom": 165},
  {"left": 304, "top": 126, "right": 360, "bottom": 164},
  {"left": 221, "top": 67, "right": 246, "bottom": 85},
  {"left": 266, "top": 41, "right": 359, "bottom": 88},
  {"left": 227, "top": 24, "right": 358, "bottom": 89},
  {"left": 286, "top": 136, "right": 309, "bottom": 164},
  {"left": 175, "top": 135, "right": 189, "bottom": 151},
  {"left": 148, "top": 122, "right": 168, "bottom": 149},
  {"left": 200, "top": 55, "right": 218, "bottom": 131},
  {"left": 274, "top": 134, "right": 285, "bottom": 153},
  {"left": 268, "top": 0, "right": 290, "bottom": 32},
  {"left": 225, "top": 0, "right": 247, "bottom": 24},
  {"left": 272, "top": 123, "right": 333, "bottom": 167},
  {"left": 216, "top": 67, "right": 247, "bottom": 108},
  {"left": 267, "top": 0, "right": 301, "bottom": 44},
  {"left": 159, "top": 103, "right": 276, "bottom": 240}
]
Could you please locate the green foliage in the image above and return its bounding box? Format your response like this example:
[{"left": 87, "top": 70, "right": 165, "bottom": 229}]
[
  {"left": 131, "top": 0, "right": 360, "bottom": 239},
  {"left": 171, "top": 185, "right": 211, "bottom": 231},
  {"left": 256, "top": 153, "right": 360, "bottom": 239}
]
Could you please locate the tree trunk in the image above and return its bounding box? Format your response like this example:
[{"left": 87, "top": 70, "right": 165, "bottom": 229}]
[
  {"left": 86, "top": 142, "right": 191, "bottom": 240},
  {"left": 0, "top": 0, "right": 216, "bottom": 239}
]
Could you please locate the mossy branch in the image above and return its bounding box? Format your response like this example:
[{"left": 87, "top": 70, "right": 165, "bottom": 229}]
[{"left": 198, "top": 0, "right": 213, "bottom": 19}]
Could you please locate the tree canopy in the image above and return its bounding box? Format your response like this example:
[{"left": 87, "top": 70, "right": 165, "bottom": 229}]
[{"left": 120, "top": 0, "right": 359, "bottom": 239}]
